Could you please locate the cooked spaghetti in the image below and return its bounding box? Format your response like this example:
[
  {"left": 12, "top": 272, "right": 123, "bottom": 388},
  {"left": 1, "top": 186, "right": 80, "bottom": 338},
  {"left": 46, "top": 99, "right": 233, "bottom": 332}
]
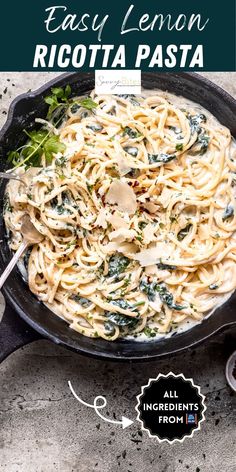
[{"left": 3, "top": 89, "right": 236, "bottom": 340}]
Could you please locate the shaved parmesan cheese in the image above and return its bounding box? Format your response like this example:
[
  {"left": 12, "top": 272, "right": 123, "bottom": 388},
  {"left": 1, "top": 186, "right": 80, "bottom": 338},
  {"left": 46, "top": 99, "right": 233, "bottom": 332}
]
[
  {"left": 108, "top": 212, "right": 129, "bottom": 230},
  {"left": 158, "top": 187, "right": 173, "bottom": 208},
  {"left": 105, "top": 180, "right": 137, "bottom": 214},
  {"left": 156, "top": 269, "right": 171, "bottom": 280},
  {"left": 109, "top": 228, "right": 136, "bottom": 243},
  {"left": 116, "top": 155, "right": 132, "bottom": 176},
  {"left": 134, "top": 243, "right": 174, "bottom": 266},
  {"left": 149, "top": 296, "right": 162, "bottom": 312},
  {"left": 145, "top": 265, "right": 158, "bottom": 275}
]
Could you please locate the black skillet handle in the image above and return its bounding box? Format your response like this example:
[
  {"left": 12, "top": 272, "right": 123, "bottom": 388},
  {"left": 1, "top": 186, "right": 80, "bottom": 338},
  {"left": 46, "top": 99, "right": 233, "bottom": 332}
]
[{"left": 0, "top": 302, "right": 42, "bottom": 363}]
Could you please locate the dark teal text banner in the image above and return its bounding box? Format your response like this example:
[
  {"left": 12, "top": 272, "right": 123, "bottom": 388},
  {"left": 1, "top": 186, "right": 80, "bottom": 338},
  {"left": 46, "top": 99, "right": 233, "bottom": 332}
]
[{"left": 0, "top": 0, "right": 235, "bottom": 70}]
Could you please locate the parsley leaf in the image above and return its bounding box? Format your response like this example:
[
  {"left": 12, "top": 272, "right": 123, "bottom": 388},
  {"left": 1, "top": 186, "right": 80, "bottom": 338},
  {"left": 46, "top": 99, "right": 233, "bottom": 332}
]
[{"left": 44, "top": 135, "right": 66, "bottom": 164}]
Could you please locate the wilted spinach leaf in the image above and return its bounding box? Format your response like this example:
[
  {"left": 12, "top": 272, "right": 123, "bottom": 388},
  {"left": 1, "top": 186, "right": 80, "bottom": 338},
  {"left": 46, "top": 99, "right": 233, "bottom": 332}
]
[
  {"left": 157, "top": 263, "right": 177, "bottom": 271},
  {"left": 71, "top": 295, "right": 92, "bottom": 307}
]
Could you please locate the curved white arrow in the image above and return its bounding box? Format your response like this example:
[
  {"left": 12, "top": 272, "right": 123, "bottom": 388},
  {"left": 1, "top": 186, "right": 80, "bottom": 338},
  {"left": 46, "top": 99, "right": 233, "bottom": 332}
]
[{"left": 68, "top": 380, "right": 133, "bottom": 429}]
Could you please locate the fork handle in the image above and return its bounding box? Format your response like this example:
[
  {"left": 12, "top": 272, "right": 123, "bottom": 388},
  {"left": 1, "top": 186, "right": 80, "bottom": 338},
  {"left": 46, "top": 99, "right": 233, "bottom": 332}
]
[
  {"left": 0, "top": 172, "right": 24, "bottom": 183},
  {"left": 0, "top": 241, "right": 28, "bottom": 289}
]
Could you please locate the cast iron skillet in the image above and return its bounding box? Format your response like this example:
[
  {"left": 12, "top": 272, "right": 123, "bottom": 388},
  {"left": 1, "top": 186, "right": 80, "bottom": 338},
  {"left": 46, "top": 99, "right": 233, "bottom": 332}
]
[{"left": 0, "top": 72, "right": 236, "bottom": 363}]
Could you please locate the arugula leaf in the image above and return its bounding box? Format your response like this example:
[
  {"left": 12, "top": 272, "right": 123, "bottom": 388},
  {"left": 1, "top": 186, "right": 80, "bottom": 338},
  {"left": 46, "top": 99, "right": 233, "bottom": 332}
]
[
  {"left": 176, "top": 143, "right": 183, "bottom": 151},
  {"left": 143, "top": 327, "right": 157, "bottom": 338},
  {"left": 8, "top": 129, "right": 66, "bottom": 168},
  {"left": 77, "top": 97, "right": 98, "bottom": 111},
  {"left": 148, "top": 153, "right": 176, "bottom": 165},
  {"left": 177, "top": 224, "right": 192, "bottom": 241}
]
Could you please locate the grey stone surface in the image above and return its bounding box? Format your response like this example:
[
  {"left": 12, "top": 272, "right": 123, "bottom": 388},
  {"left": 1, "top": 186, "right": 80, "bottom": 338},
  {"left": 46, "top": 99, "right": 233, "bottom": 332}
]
[{"left": 0, "top": 72, "right": 236, "bottom": 472}]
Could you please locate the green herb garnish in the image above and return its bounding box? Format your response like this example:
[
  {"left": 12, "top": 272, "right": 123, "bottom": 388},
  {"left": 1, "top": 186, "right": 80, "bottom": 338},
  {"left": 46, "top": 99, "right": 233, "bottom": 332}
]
[
  {"left": 77, "top": 97, "right": 98, "bottom": 111},
  {"left": 177, "top": 224, "right": 193, "bottom": 241}
]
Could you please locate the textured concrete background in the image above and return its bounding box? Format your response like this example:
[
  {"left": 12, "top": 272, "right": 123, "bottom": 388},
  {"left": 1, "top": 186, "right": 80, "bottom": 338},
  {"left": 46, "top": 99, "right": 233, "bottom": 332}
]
[{"left": 0, "top": 73, "right": 236, "bottom": 472}]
